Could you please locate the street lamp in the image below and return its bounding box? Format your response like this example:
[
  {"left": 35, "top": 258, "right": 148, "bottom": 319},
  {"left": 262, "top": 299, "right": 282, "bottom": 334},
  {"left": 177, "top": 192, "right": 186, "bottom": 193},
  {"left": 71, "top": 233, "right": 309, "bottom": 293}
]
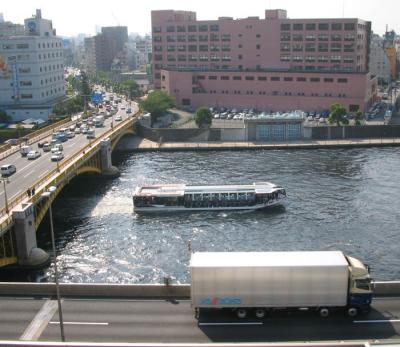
[
  {"left": 1, "top": 178, "right": 9, "bottom": 214},
  {"left": 41, "top": 186, "right": 65, "bottom": 342}
]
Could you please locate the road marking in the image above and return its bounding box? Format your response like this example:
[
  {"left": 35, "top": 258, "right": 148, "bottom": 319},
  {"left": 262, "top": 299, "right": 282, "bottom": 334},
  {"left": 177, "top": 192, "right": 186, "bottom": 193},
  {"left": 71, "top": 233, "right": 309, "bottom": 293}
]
[
  {"left": 23, "top": 170, "right": 35, "bottom": 178},
  {"left": 353, "top": 319, "right": 400, "bottom": 324},
  {"left": 18, "top": 159, "right": 37, "bottom": 173},
  {"left": 10, "top": 190, "right": 21, "bottom": 200},
  {"left": 198, "top": 322, "right": 263, "bottom": 326},
  {"left": 20, "top": 300, "right": 59, "bottom": 341},
  {"left": 50, "top": 321, "right": 109, "bottom": 326}
]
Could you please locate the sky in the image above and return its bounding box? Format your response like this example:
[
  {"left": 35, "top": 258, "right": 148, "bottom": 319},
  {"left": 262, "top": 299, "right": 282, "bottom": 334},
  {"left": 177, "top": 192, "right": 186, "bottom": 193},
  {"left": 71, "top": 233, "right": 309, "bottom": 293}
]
[{"left": 1, "top": 0, "right": 399, "bottom": 37}]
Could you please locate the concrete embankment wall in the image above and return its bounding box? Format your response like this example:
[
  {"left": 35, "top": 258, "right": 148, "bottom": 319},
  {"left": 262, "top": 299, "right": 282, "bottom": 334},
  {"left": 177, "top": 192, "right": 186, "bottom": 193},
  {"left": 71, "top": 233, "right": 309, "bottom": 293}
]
[
  {"left": 136, "top": 123, "right": 400, "bottom": 143},
  {"left": 0, "top": 281, "right": 397, "bottom": 298}
]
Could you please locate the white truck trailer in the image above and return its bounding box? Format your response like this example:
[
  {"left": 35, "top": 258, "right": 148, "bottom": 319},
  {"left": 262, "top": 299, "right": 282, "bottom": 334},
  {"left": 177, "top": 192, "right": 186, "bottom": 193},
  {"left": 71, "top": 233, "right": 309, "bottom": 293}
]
[{"left": 190, "top": 251, "right": 373, "bottom": 319}]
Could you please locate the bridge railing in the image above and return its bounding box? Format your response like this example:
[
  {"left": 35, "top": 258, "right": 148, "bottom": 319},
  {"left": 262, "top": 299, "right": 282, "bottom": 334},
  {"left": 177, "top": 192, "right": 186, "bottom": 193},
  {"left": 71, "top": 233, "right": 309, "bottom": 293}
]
[{"left": 0, "top": 111, "right": 139, "bottom": 228}]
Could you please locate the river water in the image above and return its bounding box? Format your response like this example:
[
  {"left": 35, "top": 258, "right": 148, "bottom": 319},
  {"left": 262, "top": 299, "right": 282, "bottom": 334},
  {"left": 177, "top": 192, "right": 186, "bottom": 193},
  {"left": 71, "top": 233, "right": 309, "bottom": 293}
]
[{"left": 4, "top": 147, "right": 400, "bottom": 283}]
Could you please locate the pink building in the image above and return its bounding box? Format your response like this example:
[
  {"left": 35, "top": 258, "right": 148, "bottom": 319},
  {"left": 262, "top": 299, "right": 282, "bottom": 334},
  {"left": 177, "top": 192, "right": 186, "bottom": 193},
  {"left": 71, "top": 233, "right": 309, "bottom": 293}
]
[{"left": 152, "top": 9, "right": 377, "bottom": 112}]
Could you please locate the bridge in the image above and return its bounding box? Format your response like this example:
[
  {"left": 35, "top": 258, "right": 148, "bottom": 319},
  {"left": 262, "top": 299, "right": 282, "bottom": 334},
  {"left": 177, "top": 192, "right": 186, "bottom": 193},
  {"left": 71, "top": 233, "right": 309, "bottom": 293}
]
[{"left": 0, "top": 102, "right": 139, "bottom": 269}]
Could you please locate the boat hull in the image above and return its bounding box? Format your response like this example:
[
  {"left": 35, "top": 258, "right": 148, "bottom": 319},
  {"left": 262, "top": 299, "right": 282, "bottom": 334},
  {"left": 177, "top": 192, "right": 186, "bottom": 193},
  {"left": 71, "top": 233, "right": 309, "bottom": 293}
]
[{"left": 134, "top": 198, "right": 285, "bottom": 213}]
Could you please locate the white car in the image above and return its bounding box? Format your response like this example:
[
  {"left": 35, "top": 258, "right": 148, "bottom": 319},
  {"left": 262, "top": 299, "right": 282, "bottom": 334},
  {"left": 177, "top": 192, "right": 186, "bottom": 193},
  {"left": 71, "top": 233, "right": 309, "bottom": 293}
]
[
  {"left": 66, "top": 131, "right": 75, "bottom": 138},
  {"left": 81, "top": 127, "right": 88, "bottom": 134},
  {"left": 115, "top": 115, "right": 122, "bottom": 121},
  {"left": 74, "top": 127, "right": 81, "bottom": 134},
  {"left": 51, "top": 144, "right": 63, "bottom": 153},
  {"left": 27, "top": 150, "right": 41, "bottom": 160},
  {"left": 51, "top": 151, "right": 64, "bottom": 161}
]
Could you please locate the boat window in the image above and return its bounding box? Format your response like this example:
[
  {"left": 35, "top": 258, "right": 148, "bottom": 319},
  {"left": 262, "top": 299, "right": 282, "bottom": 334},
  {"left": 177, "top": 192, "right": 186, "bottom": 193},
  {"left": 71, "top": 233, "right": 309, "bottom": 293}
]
[
  {"left": 229, "top": 193, "right": 237, "bottom": 200},
  {"left": 211, "top": 193, "right": 219, "bottom": 200},
  {"left": 202, "top": 193, "right": 210, "bottom": 200}
]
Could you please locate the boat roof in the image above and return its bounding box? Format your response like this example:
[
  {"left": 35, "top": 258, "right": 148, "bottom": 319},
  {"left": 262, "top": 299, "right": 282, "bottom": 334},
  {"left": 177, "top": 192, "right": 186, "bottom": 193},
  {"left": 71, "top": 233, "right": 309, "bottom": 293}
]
[
  {"left": 190, "top": 251, "right": 348, "bottom": 268},
  {"left": 133, "top": 182, "right": 282, "bottom": 197}
]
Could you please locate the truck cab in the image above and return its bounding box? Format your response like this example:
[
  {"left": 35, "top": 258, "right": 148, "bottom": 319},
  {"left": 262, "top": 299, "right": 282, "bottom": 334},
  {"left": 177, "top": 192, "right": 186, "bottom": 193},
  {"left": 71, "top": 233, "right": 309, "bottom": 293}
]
[{"left": 346, "top": 255, "right": 373, "bottom": 314}]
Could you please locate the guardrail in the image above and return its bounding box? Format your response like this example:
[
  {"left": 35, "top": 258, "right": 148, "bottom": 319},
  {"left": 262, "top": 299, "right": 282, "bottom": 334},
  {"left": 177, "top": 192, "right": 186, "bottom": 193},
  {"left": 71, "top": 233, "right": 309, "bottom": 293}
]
[
  {"left": 0, "top": 281, "right": 397, "bottom": 298},
  {"left": 0, "top": 111, "right": 138, "bottom": 230}
]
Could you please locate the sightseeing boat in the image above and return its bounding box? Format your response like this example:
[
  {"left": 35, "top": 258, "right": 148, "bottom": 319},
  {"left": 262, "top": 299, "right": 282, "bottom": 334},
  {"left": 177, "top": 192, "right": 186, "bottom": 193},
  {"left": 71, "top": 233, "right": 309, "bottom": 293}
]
[{"left": 133, "top": 182, "right": 286, "bottom": 213}]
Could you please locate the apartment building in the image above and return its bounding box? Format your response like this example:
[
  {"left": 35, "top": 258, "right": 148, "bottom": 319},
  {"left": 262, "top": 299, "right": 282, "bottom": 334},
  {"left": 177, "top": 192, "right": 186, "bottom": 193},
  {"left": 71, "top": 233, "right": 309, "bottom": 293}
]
[
  {"left": 369, "top": 35, "right": 391, "bottom": 83},
  {"left": 152, "top": 9, "right": 377, "bottom": 112},
  {"left": 0, "top": 10, "right": 65, "bottom": 120}
]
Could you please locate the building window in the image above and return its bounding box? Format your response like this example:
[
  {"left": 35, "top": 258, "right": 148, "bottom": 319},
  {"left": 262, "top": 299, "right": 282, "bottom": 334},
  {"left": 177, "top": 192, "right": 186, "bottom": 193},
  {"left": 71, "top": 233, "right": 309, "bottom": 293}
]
[
  {"left": 318, "top": 43, "right": 328, "bottom": 52},
  {"left": 18, "top": 67, "right": 31, "bottom": 73},
  {"left": 188, "top": 45, "right": 197, "bottom": 52},
  {"left": 331, "top": 23, "right": 342, "bottom": 30},
  {"left": 177, "top": 45, "right": 186, "bottom": 52},
  {"left": 258, "top": 76, "right": 267, "bottom": 81},
  {"left": 292, "top": 44, "right": 303, "bottom": 52},
  {"left": 167, "top": 45, "right": 175, "bottom": 52},
  {"left": 20, "top": 94, "right": 33, "bottom": 99},
  {"left": 256, "top": 44, "right": 261, "bottom": 49},
  {"left": 344, "top": 23, "right": 356, "bottom": 30},
  {"left": 221, "top": 76, "right": 229, "bottom": 80},
  {"left": 20, "top": 81, "right": 32, "bottom": 86},
  {"left": 331, "top": 34, "right": 342, "bottom": 42},
  {"left": 318, "top": 23, "right": 329, "bottom": 30},
  {"left": 233, "top": 76, "right": 241, "bottom": 80},
  {"left": 178, "top": 55, "right": 186, "bottom": 61},
  {"left": 221, "top": 34, "right": 231, "bottom": 41},
  {"left": 245, "top": 76, "right": 254, "bottom": 81},
  {"left": 199, "top": 25, "right": 208, "bottom": 32},
  {"left": 344, "top": 34, "right": 355, "bottom": 41},
  {"left": 280, "top": 33, "right": 291, "bottom": 41},
  {"left": 153, "top": 36, "right": 162, "bottom": 42},
  {"left": 338, "top": 78, "right": 348, "bottom": 83},
  {"left": 210, "top": 33, "right": 219, "bottom": 41},
  {"left": 154, "top": 54, "right": 163, "bottom": 61},
  {"left": 324, "top": 78, "right": 334, "bottom": 82},
  {"left": 188, "top": 55, "right": 197, "bottom": 61},
  {"left": 305, "top": 23, "right": 316, "bottom": 30},
  {"left": 293, "top": 23, "right": 303, "bottom": 30},
  {"left": 199, "top": 55, "right": 208, "bottom": 61},
  {"left": 208, "top": 75, "right": 217, "bottom": 80},
  {"left": 281, "top": 23, "right": 291, "bottom": 30},
  {"left": 292, "top": 34, "right": 303, "bottom": 41},
  {"left": 210, "top": 54, "right": 219, "bottom": 61},
  {"left": 271, "top": 76, "right": 280, "bottom": 81},
  {"left": 166, "top": 25, "right": 175, "bottom": 32},
  {"left": 167, "top": 36, "right": 176, "bottom": 42},
  {"left": 297, "top": 77, "right": 306, "bottom": 82},
  {"left": 199, "top": 35, "right": 208, "bottom": 42},
  {"left": 177, "top": 25, "right": 186, "bottom": 32},
  {"left": 222, "top": 44, "right": 230, "bottom": 51},
  {"left": 177, "top": 35, "right": 186, "bottom": 42},
  {"left": 284, "top": 77, "right": 293, "bottom": 81},
  {"left": 256, "top": 34, "right": 261, "bottom": 38},
  {"left": 199, "top": 45, "right": 208, "bottom": 52},
  {"left": 210, "top": 24, "right": 219, "bottom": 32},
  {"left": 16, "top": 43, "right": 29, "bottom": 49},
  {"left": 280, "top": 43, "right": 290, "bottom": 52},
  {"left": 305, "top": 56, "right": 315, "bottom": 62},
  {"left": 188, "top": 25, "right": 197, "bottom": 32}
]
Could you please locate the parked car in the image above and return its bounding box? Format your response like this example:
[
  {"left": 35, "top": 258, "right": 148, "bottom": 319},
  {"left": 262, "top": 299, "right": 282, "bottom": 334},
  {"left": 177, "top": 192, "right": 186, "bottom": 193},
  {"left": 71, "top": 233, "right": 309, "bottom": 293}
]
[
  {"left": 1, "top": 164, "right": 16, "bottom": 177},
  {"left": 51, "top": 151, "right": 64, "bottom": 161},
  {"left": 27, "top": 150, "right": 41, "bottom": 160}
]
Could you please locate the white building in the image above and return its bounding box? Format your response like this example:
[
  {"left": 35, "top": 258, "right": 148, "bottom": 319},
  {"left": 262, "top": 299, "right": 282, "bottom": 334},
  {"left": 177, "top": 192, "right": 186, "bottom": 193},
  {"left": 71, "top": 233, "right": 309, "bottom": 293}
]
[
  {"left": 0, "top": 9, "right": 66, "bottom": 120},
  {"left": 369, "top": 35, "right": 391, "bottom": 84}
]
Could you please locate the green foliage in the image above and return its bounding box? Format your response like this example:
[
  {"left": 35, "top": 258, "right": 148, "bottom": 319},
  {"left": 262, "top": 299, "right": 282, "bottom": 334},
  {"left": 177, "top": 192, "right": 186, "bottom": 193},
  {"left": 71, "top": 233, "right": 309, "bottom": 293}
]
[
  {"left": 194, "top": 107, "right": 212, "bottom": 129},
  {"left": 53, "top": 96, "right": 84, "bottom": 116},
  {"left": 328, "top": 103, "right": 349, "bottom": 126},
  {"left": 0, "top": 110, "right": 11, "bottom": 123},
  {"left": 353, "top": 110, "right": 362, "bottom": 126},
  {"left": 140, "top": 91, "right": 174, "bottom": 125}
]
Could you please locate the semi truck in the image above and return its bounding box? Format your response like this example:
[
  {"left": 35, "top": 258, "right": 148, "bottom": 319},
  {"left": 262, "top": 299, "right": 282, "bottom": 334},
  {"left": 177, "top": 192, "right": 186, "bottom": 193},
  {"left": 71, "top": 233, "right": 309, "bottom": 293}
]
[{"left": 190, "top": 251, "right": 373, "bottom": 319}]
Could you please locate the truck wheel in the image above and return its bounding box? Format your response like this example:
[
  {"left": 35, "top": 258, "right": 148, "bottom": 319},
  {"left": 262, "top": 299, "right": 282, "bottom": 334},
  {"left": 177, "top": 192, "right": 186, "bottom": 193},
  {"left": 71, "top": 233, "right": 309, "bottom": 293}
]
[
  {"left": 347, "top": 307, "right": 358, "bottom": 317},
  {"left": 255, "top": 309, "right": 265, "bottom": 319},
  {"left": 237, "top": 308, "right": 247, "bottom": 319},
  {"left": 319, "top": 308, "right": 330, "bottom": 318}
]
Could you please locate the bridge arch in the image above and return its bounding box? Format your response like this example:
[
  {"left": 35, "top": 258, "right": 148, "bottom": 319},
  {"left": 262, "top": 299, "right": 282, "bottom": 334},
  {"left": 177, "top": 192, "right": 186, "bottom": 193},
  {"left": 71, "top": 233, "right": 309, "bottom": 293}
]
[{"left": 111, "top": 128, "right": 136, "bottom": 152}]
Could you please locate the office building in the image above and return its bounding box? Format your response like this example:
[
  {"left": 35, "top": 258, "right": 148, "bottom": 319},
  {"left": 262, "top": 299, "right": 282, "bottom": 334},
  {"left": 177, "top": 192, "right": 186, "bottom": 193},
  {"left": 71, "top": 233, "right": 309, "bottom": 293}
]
[
  {"left": 0, "top": 9, "right": 66, "bottom": 120},
  {"left": 152, "top": 9, "right": 377, "bottom": 112},
  {"left": 369, "top": 35, "right": 391, "bottom": 84}
]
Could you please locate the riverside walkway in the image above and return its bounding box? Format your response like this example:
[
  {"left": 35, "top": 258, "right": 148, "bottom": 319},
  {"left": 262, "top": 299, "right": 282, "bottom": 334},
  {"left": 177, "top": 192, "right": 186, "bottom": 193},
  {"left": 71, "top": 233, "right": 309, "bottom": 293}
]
[{"left": 132, "top": 137, "right": 400, "bottom": 151}]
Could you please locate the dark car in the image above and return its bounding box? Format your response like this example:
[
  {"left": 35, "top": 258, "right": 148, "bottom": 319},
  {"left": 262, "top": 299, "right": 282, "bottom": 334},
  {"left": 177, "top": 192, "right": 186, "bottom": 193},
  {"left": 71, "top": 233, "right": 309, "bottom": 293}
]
[{"left": 38, "top": 140, "right": 47, "bottom": 148}]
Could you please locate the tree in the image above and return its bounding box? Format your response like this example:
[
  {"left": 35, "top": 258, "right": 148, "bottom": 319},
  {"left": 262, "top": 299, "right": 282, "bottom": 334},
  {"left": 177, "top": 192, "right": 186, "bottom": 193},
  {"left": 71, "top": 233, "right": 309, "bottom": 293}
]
[
  {"left": 194, "top": 107, "right": 212, "bottom": 129},
  {"left": 327, "top": 103, "right": 349, "bottom": 126},
  {"left": 353, "top": 110, "right": 363, "bottom": 126},
  {"left": 15, "top": 123, "right": 24, "bottom": 139},
  {"left": 0, "top": 110, "right": 11, "bottom": 123},
  {"left": 121, "top": 80, "right": 140, "bottom": 99},
  {"left": 140, "top": 91, "right": 174, "bottom": 126}
]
